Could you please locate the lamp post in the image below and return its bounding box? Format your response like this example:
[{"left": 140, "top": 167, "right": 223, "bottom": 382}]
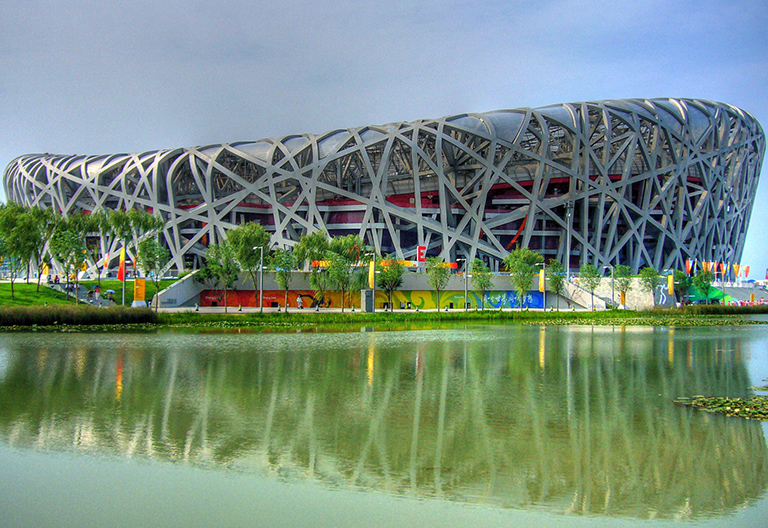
[
  {"left": 535, "top": 262, "right": 546, "bottom": 310},
  {"left": 457, "top": 258, "right": 467, "bottom": 311},
  {"left": 565, "top": 201, "right": 573, "bottom": 278},
  {"left": 603, "top": 265, "right": 614, "bottom": 309},
  {"left": 253, "top": 246, "right": 264, "bottom": 313}
]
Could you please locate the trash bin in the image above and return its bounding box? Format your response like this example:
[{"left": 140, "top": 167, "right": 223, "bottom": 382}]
[{"left": 361, "top": 289, "right": 374, "bottom": 312}]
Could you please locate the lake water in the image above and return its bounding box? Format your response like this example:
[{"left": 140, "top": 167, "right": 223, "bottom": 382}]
[{"left": 1, "top": 324, "right": 768, "bottom": 527}]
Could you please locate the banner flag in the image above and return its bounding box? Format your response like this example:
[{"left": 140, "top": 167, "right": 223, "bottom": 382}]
[
  {"left": 734, "top": 264, "right": 740, "bottom": 277},
  {"left": 719, "top": 262, "right": 725, "bottom": 275},
  {"left": 745, "top": 266, "right": 750, "bottom": 278},
  {"left": 103, "top": 253, "right": 110, "bottom": 271},
  {"left": 368, "top": 260, "right": 375, "bottom": 289},
  {"left": 133, "top": 278, "right": 145, "bottom": 301},
  {"left": 117, "top": 248, "right": 126, "bottom": 282},
  {"left": 667, "top": 274, "right": 674, "bottom": 295},
  {"left": 538, "top": 269, "right": 545, "bottom": 292},
  {"left": 685, "top": 259, "right": 692, "bottom": 275}
]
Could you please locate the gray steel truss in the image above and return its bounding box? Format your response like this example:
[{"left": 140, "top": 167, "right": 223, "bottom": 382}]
[{"left": 4, "top": 98, "right": 765, "bottom": 274}]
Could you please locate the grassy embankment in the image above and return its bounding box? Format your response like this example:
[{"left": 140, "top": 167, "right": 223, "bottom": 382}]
[
  {"left": 0, "top": 280, "right": 168, "bottom": 329},
  {"left": 155, "top": 305, "right": 768, "bottom": 329},
  {"left": 2, "top": 281, "right": 768, "bottom": 329},
  {"left": 0, "top": 279, "right": 175, "bottom": 307}
]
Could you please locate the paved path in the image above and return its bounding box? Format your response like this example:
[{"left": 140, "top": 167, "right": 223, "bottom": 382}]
[{"left": 156, "top": 306, "right": 588, "bottom": 314}]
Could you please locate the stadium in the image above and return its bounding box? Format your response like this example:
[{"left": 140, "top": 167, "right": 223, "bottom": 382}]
[{"left": 3, "top": 98, "right": 765, "bottom": 276}]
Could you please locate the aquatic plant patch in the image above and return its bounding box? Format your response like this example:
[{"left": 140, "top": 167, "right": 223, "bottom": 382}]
[{"left": 676, "top": 396, "right": 768, "bottom": 420}]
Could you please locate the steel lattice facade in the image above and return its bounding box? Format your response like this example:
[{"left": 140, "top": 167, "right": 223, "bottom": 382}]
[{"left": 3, "top": 98, "right": 765, "bottom": 274}]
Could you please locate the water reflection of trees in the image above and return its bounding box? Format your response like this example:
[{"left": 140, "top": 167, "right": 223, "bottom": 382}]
[{"left": 0, "top": 326, "right": 766, "bottom": 519}]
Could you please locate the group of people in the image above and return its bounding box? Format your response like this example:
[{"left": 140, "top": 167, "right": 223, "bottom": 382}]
[{"left": 86, "top": 285, "right": 116, "bottom": 305}]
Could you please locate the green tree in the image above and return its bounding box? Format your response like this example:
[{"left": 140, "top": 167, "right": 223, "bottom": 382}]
[
  {"left": 28, "top": 206, "right": 59, "bottom": 292},
  {"left": 270, "top": 248, "right": 296, "bottom": 312},
  {"left": 673, "top": 269, "right": 692, "bottom": 304},
  {"left": 692, "top": 269, "right": 715, "bottom": 304},
  {"left": 227, "top": 222, "right": 270, "bottom": 306},
  {"left": 294, "top": 230, "right": 330, "bottom": 307},
  {"left": 639, "top": 266, "right": 661, "bottom": 305},
  {"left": 579, "top": 263, "right": 602, "bottom": 311},
  {"left": 614, "top": 264, "right": 632, "bottom": 308},
  {"left": 294, "top": 230, "right": 330, "bottom": 269},
  {"left": 0, "top": 204, "right": 38, "bottom": 299},
  {"left": 503, "top": 247, "right": 543, "bottom": 309},
  {"left": 546, "top": 259, "right": 566, "bottom": 311},
  {"left": 110, "top": 209, "right": 165, "bottom": 304},
  {"left": 470, "top": 258, "right": 492, "bottom": 310},
  {"left": 138, "top": 237, "right": 171, "bottom": 312},
  {"left": 377, "top": 255, "right": 404, "bottom": 311},
  {"left": 81, "top": 209, "right": 112, "bottom": 287},
  {"left": 326, "top": 234, "right": 366, "bottom": 311},
  {"left": 198, "top": 242, "right": 240, "bottom": 313},
  {"left": 109, "top": 209, "right": 164, "bottom": 261},
  {"left": 326, "top": 252, "right": 353, "bottom": 312},
  {"left": 49, "top": 221, "right": 88, "bottom": 303},
  {"left": 426, "top": 256, "right": 450, "bottom": 309}
]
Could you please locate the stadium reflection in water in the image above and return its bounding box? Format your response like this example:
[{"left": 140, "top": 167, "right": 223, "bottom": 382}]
[{"left": 0, "top": 325, "right": 767, "bottom": 522}]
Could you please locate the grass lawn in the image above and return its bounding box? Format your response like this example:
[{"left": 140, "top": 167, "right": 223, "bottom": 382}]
[
  {"left": 78, "top": 279, "right": 178, "bottom": 305},
  {"left": 0, "top": 281, "right": 73, "bottom": 306},
  {"left": 0, "top": 279, "right": 178, "bottom": 307}
]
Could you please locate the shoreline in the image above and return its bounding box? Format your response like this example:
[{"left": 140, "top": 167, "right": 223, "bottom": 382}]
[{"left": 1, "top": 305, "right": 767, "bottom": 332}]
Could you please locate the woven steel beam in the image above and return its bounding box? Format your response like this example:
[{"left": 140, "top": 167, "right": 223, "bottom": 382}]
[{"left": 4, "top": 98, "right": 764, "bottom": 275}]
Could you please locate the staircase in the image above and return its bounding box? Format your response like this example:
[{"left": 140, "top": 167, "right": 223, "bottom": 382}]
[{"left": 563, "top": 281, "right": 606, "bottom": 310}]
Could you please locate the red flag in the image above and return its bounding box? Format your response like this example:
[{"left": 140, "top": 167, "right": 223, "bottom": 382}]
[
  {"left": 745, "top": 266, "right": 750, "bottom": 278},
  {"left": 117, "top": 248, "right": 126, "bottom": 282},
  {"left": 685, "top": 259, "right": 692, "bottom": 275}
]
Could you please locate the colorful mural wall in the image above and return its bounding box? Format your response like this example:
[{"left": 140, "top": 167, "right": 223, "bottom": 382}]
[{"left": 200, "top": 289, "right": 545, "bottom": 310}]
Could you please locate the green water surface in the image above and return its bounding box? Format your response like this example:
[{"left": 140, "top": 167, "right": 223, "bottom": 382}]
[{"left": 1, "top": 324, "right": 768, "bottom": 527}]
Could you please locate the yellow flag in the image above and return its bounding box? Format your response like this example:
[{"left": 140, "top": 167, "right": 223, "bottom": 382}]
[
  {"left": 538, "top": 269, "right": 545, "bottom": 292},
  {"left": 668, "top": 274, "right": 674, "bottom": 295},
  {"left": 134, "top": 278, "right": 146, "bottom": 301},
  {"left": 368, "top": 260, "right": 375, "bottom": 289}
]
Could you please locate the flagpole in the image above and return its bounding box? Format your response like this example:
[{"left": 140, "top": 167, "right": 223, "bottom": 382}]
[{"left": 119, "top": 244, "right": 126, "bottom": 306}]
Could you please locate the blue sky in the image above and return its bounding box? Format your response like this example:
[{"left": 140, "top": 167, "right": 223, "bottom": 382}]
[{"left": 2, "top": 0, "right": 767, "bottom": 274}]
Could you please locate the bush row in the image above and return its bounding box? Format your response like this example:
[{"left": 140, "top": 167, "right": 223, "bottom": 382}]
[{"left": 0, "top": 305, "right": 158, "bottom": 327}]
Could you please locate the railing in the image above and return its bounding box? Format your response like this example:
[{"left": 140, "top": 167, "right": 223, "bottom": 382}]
[{"left": 563, "top": 281, "right": 606, "bottom": 310}]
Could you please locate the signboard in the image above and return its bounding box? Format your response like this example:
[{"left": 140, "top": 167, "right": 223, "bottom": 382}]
[
  {"left": 416, "top": 245, "right": 427, "bottom": 262},
  {"left": 134, "top": 278, "right": 146, "bottom": 302}
]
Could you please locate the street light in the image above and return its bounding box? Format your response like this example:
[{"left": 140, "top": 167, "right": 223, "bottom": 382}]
[
  {"left": 603, "top": 265, "right": 614, "bottom": 309},
  {"left": 457, "top": 258, "right": 468, "bottom": 311},
  {"left": 535, "top": 262, "right": 546, "bottom": 310},
  {"left": 565, "top": 201, "right": 573, "bottom": 278},
  {"left": 253, "top": 246, "right": 264, "bottom": 313}
]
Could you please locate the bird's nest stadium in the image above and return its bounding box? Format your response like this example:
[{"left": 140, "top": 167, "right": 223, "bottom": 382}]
[{"left": 3, "top": 98, "right": 764, "bottom": 275}]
